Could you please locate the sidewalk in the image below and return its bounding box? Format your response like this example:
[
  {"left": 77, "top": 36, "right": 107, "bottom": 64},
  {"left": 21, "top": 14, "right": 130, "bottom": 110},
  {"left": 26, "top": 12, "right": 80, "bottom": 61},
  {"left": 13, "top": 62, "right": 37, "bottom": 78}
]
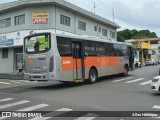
[{"left": 0, "top": 73, "right": 24, "bottom": 80}]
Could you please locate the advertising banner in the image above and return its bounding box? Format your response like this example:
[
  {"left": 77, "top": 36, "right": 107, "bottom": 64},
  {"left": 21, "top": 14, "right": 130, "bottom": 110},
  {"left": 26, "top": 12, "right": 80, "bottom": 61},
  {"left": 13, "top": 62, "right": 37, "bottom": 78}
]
[
  {"left": 32, "top": 12, "right": 49, "bottom": 24},
  {"left": 0, "top": 32, "right": 23, "bottom": 48}
]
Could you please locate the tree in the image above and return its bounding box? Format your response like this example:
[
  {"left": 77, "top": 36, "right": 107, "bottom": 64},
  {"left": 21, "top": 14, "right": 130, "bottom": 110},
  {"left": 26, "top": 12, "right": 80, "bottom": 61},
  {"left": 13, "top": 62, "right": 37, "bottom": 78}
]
[
  {"left": 117, "top": 34, "right": 125, "bottom": 42},
  {"left": 117, "top": 29, "right": 158, "bottom": 41}
]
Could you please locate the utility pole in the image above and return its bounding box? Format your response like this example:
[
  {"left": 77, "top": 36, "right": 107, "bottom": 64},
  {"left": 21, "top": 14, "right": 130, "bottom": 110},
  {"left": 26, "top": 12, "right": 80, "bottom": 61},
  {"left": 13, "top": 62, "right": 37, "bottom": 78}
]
[
  {"left": 112, "top": 9, "right": 115, "bottom": 22},
  {"left": 91, "top": 0, "right": 98, "bottom": 14},
  {"left": 94, "top": 0, "right": 95, "bottom": 13}
]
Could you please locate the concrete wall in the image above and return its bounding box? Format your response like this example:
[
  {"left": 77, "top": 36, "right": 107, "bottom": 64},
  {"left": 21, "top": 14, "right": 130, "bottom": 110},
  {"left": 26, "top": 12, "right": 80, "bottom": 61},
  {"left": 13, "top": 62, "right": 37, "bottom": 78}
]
[{"left": 0, "top": 48, "right": 14, "bottom": 73}]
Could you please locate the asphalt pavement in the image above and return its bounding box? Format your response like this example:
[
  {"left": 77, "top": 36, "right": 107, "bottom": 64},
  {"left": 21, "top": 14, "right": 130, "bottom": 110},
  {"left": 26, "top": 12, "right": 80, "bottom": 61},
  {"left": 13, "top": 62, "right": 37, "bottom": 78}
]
[{"left": 0, "top": 73, "right": 24, "bottom": 80}]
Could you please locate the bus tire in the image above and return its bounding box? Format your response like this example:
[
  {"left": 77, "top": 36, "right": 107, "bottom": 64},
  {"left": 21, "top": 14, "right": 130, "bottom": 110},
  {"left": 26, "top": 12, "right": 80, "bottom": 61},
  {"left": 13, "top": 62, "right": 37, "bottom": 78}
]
[
  {"left": 122, "top": 66, "right": 128, "bottom": 77},
  {"left": 88, "top": 69, "right": 97, "bottom": 84}
]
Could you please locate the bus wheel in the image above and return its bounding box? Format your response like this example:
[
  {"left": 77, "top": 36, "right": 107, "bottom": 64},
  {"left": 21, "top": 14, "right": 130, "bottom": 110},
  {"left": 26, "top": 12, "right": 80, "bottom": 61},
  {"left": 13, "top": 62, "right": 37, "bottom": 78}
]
[
  {"left": 122, "top": 66, "right": 128, "bottom": 77},
  {"left": 88, "top": 69, "right": 97, "bottom": 84}
]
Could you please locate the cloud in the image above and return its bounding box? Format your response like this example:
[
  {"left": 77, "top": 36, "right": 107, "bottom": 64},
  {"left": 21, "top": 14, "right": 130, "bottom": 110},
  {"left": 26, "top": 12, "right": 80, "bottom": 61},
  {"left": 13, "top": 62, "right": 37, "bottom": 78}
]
[{"left": 96, "top": 0, "right": 160, "bottom": 35}]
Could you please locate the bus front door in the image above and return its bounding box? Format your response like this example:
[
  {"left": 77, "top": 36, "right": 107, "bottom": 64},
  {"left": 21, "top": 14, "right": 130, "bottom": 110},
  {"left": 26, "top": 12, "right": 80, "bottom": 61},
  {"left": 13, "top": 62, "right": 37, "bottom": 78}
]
[
  {"left": 72, "top": 42, "right": 84, "bottom": 80},
  {"left": 128, "top": 46, "right": 134, "bottom": 70}
]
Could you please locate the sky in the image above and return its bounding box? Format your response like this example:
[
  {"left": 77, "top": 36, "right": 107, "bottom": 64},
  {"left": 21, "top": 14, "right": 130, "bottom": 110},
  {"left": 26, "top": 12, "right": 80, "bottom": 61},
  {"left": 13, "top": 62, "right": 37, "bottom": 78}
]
[{"left": 1, "top": 0, "right": 160, "bottom": 37}]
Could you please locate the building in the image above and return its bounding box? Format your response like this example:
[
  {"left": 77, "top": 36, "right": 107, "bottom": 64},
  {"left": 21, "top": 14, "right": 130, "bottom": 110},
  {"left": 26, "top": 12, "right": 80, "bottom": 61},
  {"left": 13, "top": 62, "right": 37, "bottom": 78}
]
[
  {"left": 126, "top": 38, "right": 159, "bottom": 65},
  {"left": 0, "top": 0, "right": 120, "bottom": 73},
  {"left": 136, "top": 38, "right": 160, "bottom": 63}
]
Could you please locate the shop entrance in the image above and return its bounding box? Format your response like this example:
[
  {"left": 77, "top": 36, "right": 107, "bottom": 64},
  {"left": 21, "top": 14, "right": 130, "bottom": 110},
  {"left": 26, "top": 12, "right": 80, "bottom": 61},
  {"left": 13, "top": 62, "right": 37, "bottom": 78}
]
[{"left": 14, "top": 47, "right": 23, "bottom": 70}]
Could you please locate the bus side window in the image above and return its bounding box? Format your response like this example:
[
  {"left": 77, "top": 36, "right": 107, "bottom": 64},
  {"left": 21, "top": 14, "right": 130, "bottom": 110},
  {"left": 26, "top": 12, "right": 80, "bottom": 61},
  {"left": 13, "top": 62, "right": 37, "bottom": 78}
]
[
  {"left": 84, "top": 41, "right": 96, "bottom": 56},
  {"left": 106, "top": 43, "right": 114, "bottom": 56},
  {"left": 96, "top": 42, "right": 106, "bottom": 56},
  {"left": 57, "top": 37, "right": 71, "bottom": 56},
  {"left": 121, "top": 44, "right": 127, "bottom": 56}
]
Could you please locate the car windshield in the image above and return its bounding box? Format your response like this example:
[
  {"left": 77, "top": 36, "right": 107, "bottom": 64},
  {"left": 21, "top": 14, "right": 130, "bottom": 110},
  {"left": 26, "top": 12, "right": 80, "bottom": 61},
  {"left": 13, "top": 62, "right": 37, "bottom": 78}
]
[{"left": 24, "top": 33, "right": 50, "bottom": 53}]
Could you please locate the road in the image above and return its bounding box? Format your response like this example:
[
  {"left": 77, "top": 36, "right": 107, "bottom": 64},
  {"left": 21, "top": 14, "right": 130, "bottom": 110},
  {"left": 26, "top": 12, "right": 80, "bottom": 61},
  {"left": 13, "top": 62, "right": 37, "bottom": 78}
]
[{"left": 0, "top": 65, "right": 159, "bottom": 120}]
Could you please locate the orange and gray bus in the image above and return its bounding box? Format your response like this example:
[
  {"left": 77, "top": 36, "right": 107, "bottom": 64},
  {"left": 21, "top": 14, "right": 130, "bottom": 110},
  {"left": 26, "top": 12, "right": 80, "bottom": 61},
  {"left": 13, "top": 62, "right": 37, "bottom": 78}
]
[{"left": 23, "top": 32, "right": 134, "bottom": 84}]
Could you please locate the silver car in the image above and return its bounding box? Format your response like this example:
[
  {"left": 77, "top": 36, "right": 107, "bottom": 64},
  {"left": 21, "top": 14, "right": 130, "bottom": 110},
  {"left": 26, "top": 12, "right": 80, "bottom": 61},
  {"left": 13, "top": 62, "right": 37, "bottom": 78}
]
[
  {"left": 151, "top": 76, "right": 160, "bottom": 92},
  {"left": 146, "top": 59, "right": 158, "bottom": 66}
]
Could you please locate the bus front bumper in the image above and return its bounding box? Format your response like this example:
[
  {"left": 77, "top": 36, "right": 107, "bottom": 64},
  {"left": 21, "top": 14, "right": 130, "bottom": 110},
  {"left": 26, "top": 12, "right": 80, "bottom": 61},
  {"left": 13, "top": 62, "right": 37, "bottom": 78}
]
[{"left": 24, "top": 73, "right": 54, "bottom": 81}]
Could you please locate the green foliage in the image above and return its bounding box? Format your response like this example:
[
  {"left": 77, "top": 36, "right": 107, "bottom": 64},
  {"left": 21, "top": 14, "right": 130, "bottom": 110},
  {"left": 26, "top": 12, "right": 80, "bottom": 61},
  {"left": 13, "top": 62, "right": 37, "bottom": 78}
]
[{"left": 117, "top": 29, "right": 158, "bottom": 42}]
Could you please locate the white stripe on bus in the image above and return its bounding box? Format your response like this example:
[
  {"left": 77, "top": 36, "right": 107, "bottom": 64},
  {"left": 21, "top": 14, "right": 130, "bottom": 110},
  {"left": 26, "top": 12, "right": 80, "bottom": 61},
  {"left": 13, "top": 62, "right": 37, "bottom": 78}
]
[
  {"left": 139, "top": 80, "right": 152, "bottom": 85},
  {"left": 125, "top": 78, "right": 144, "bottom": 83},
  {"left": 112, "top": 77, "right": 134, "bottom": 82},
  {"left": 0, "top": 100, "right": 30, "bottom": 109},
  {"left": 17, "top": 104, "right": 49, "bottom": 111}
]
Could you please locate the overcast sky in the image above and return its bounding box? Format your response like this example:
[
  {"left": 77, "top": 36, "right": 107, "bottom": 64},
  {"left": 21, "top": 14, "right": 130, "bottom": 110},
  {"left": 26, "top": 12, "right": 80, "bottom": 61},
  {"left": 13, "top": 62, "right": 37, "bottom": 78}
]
[{"left": 1, "top": 0, "right": 160, "bottom": 37}]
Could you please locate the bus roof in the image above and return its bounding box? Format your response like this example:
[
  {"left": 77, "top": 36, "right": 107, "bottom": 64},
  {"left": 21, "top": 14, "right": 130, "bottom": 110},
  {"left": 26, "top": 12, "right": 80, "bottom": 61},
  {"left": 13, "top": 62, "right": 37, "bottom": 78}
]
[{"left": 24, "top": 32, "right": 132, "bottom": 46}]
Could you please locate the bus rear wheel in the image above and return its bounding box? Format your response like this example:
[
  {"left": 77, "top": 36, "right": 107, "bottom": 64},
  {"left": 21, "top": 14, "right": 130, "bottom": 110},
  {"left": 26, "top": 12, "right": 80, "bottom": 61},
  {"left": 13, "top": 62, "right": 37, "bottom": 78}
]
[
  {"left": 122, "top": 66, "right": 128, "bottom": 77},
  {"left": 88, "top": 69, "right": 97, "bottom": 84}
]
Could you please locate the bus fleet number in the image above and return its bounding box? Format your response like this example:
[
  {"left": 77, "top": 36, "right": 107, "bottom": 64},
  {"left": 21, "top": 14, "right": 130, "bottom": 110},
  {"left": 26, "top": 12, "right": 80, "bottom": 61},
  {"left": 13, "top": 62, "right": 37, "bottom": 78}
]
[{"left": 63, "top": 61, "right": 71, "bottom": 65}]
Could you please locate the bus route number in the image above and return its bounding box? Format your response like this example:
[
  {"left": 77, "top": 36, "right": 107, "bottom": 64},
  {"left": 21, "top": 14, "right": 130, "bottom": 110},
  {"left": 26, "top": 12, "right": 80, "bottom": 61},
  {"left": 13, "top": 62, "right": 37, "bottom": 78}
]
[{"left": 63, "top": 60, "right": 71, "bottom": 65}]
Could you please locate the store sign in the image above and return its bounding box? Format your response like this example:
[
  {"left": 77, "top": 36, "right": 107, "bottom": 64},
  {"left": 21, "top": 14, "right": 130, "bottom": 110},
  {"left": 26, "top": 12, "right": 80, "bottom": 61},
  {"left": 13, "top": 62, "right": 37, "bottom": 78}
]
[
  {"left": 0, "top": 39, "right": 14, "bottom": 46},
  {"left": 32, "top": 12, "right": 49, "bottom": 24},
  {"left": 0, "top": 31, "right": 23, "bottom": 48}
]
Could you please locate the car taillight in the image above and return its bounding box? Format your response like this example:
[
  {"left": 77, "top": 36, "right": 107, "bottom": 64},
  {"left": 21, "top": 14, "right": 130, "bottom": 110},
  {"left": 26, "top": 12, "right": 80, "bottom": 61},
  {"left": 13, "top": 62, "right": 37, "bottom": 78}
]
[{"left": 49, "top": 56, "right": 54, "bottom": 72}]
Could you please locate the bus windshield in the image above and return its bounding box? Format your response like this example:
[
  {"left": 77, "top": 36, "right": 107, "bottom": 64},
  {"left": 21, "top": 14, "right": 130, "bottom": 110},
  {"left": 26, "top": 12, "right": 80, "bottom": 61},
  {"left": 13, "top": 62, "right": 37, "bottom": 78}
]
[{"left": 24, "top": 33, "right": 50, "bottom": 53}]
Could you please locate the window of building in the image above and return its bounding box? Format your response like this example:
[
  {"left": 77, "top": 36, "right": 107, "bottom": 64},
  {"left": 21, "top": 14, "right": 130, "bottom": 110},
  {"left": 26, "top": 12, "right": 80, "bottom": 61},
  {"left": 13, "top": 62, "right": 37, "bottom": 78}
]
[
  {"left": 0, "top": 18, "right": 11, "bottom": 28},
  {"left": 99, "top": 27, "right": 101, "bottom": 33},
  {"left": 60, "top": 15, "right": 70, "bottom": 26},
  {"left": 110, "top": 31, "right": 115, "bottom": 39},
  {"left": 102, "top": 28, "right": 107, "bottom": 36},
  {"left": 15, "top": 14, "right": 25, "bottom": 26},
  {"left": 2, "top": 48, "right": 8, "bottom": 58},
  {"left": 150, "top": 40, "right": 158, "bottom": 44},
  {"left": 78, "top": 21, "right": 86, "bottom": 31},
  {"left": 94, "top": 26, "right": 97, "bottom": 31}
]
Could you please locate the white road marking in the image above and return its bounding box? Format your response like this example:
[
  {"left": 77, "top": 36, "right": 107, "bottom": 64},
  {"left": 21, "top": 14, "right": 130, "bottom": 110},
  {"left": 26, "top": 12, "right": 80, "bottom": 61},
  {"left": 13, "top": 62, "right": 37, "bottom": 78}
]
[
  {"left": 153, "top": 105, "right": 160, "bottom": 109},
  {"left": 139, "top": 80, "right": 152, "bottom": 85},
  {"left": 28, "top": 117, "right": 52, "bottom": 120},
  {"left": 0, "top": 98, "right": 13, "bottom": 102},
  {"left": 55, "top": 108, "right": 73, "bottom": 111},
  {"left": 0, "top": 100, "right": 30, "bottom": 109},
  {"left": 17, "top": 104, "right": 49, "bottom": 111},
  {"left": 74, "top": 117, "right": 96, "bottom": 120},
  {"left": 10, "top": 81, "right": 21, "bottom": 84},
  {"left": 17, "top": 80, "right": 30, "bottom": 83},
  {"left": 112, "top": 77, "right": 134, "bottom": 82},
  {"left": 0, "top": 82, "right": 11, "bottom": 85},
  {"left": 125, "top": 78, "right": 144, "bottom": 83}
]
